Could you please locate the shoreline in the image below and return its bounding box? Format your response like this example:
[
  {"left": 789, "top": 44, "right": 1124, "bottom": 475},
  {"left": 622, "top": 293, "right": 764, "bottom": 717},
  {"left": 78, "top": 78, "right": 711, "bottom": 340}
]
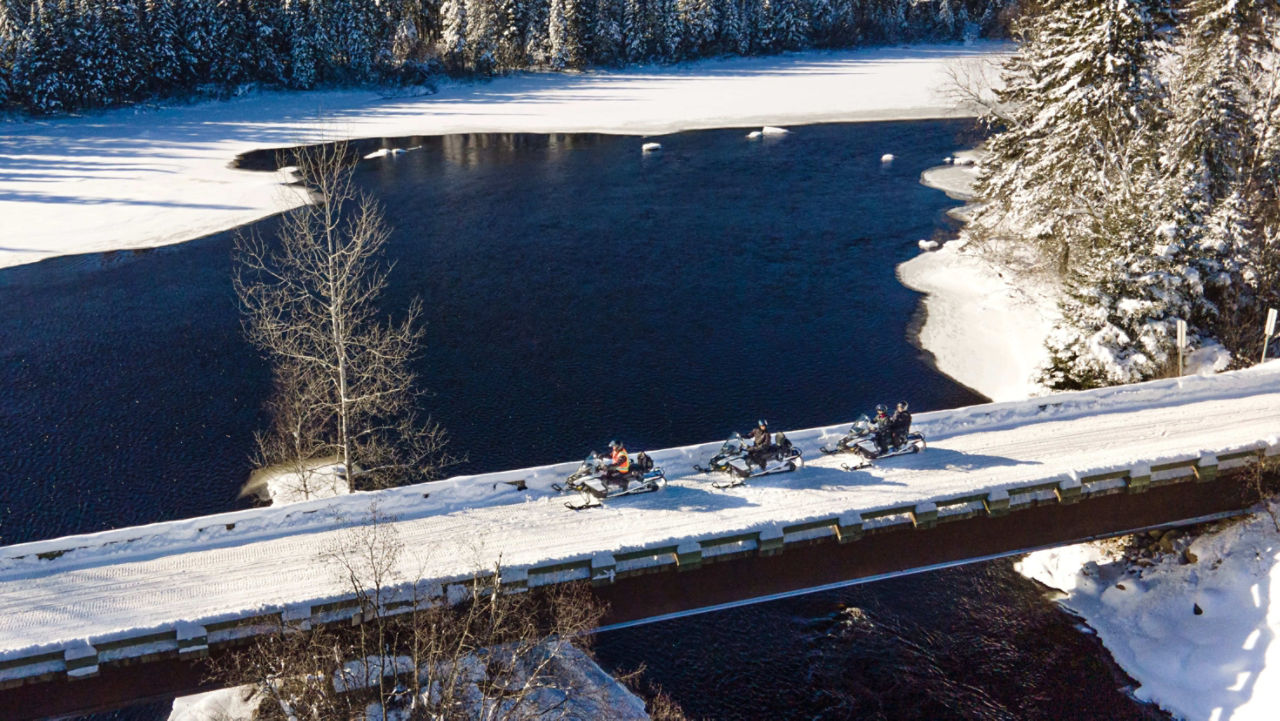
[
  {"left": 0, "top": 42, "right": 1010, "bottom": 272},
  {"left": 898, "top": 148, "right": 1059, "bottom": 402}
]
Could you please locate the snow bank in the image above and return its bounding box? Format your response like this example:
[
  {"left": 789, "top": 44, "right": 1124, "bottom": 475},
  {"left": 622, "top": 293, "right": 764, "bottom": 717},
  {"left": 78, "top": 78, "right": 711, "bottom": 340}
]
[
  {"left": 1018, "top": 504, "right": 1280, "bottom": 721},
  {"left": 897, "top": 238, "right": 1059, "bottom": 402},
  {"left": 0, "top": 42, "right": 1011, "bottom": 272},
  {"left": 169, "top": 686, "right": 262, "bottom": 721}
]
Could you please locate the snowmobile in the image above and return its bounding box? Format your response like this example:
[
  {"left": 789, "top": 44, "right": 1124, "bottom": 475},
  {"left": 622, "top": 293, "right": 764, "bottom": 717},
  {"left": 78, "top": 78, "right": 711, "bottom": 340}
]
[
  {"left": 818, "top": 414, "right": 877, "bottom": 455},
  {"left": 552, "top": 450, "right": 666, "bottom": 510},
  {"left": 693, "top": 431, "right": 803, "bottom": 488},
  {"left": 838, "top": 428, "right": 926, "bottom": 471}
]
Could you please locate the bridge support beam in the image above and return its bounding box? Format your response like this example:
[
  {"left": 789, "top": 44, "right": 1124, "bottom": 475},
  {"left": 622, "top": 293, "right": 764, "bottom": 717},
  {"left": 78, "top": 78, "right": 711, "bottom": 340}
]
[{"left": 591, "top": 468, "right": 1260, "bottom": 628}]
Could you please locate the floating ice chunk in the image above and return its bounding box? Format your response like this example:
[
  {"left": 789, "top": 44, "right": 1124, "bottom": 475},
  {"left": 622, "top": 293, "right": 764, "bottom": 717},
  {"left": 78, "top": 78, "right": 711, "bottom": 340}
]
[
  {"left": 363, "top": 148, "right": 390, "bottom": 159},
  {"left": 943, "top": 156, "right": 954, "bottom": 164},
  {"left": 762, "top": 126, "right": 789, "bottom": 136},
  {"left": 642, "top": 142, "right": 662, "bottom": 153},
  {"left": 918, "top": 239, "right": 940, "bottom": 251},
  {"left": 881, "top": 153, "right": 895, "bottom": 164},
  {"left": 746, "top": 130, "right": 763, "bottom": 140}
]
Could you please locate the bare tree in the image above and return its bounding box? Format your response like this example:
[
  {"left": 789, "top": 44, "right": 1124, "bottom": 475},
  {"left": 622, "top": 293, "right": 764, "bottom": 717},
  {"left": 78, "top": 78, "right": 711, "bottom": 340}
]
[
  {"left": 212, "top": 507, "right": 608, "bottom": 721},
  {"left": 234, "top": 142, "right": 454, "bottom": 494}
]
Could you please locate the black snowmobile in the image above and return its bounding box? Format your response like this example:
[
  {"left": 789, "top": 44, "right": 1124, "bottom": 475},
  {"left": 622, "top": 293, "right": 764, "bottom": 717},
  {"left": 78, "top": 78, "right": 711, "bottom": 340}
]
[
  {"left": 552, "top": 450, "right": 666, "bottom": 510},
  {"left": 838, "top": 426, "right": 926, "bottom": 471},
  {"left": 694, "top": 431, "right": 803, "bottom": 488}
]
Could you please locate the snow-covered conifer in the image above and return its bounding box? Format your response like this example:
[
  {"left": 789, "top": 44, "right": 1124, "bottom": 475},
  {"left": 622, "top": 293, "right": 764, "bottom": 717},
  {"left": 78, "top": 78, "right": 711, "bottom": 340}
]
[
  {"left": 591, "top": 0, "right": 625, "bottom": 65},
  {"left": 12, "top": 0, "right": 69, "bottom": 113},
  {"left": 493, "top": 0, "right": 527, "bottom": 68},
  {"left": 715, "top": 0, "right": 749, "bottom": 55},
  {"left": 622, "top": 0, "right": 648, "bottom": 61},
  {"left": 1159, "top": 0, "right": 1277, "bottom": 352},
  {"left": 466, "top": 0, "right": 500, "bottom": 72},
  {"left": 439, "top": 0, "right": 468, "bottom": 69},
  {"left": 969, "top": 0, "right": 1164, "bottom": 273},
  {"left": 287, "top": 0, "right": 320, "bottom": 88}
]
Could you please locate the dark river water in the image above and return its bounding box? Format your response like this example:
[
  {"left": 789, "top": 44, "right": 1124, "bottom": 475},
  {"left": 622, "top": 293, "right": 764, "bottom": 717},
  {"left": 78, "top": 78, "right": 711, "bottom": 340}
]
[{"left": 0, "top": 120, "right": 1166, "bottom": 720}]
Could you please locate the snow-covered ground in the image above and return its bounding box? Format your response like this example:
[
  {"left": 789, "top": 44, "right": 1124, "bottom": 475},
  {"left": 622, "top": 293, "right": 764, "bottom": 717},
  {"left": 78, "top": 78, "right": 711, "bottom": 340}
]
[
  {"left": 0, "top": 42, "right": 1008, "bottom": 272},
  {"left": 896, "top": 148, "right": 1059, "bottom": 402},
  {"left": 1018, "top": 505, "right": 1280, "bottom": 721}
]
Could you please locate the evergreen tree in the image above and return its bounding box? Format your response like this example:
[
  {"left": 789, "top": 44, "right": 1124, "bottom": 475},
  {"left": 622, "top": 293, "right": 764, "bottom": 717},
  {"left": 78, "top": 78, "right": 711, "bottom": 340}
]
[
  {"left": 523, "top": 0, "right": 550, "bottom": 65},
  {"left": 653, "top": 0, "right": 680, "bottom": 59},
  {"left": 969, "top": 0, "right": 1164, "bottom": 273},
  {"left": 675, "top": 0, "right": 715, "bottom": 58},
  {"left": 287, "top": 0, "right": 320, "bottom": 88},
  {"left": 465, "top": 0, "right": 499, "bottom": 72},
  {"left": 591, "top": 0, "right": 625, "bottom": 65},
  {"left": 1042, "top": 174, "right": 1195, "bottom": 389},
  {"left": 211, "top": 0, "right": 253, "bottom": 86},
  {"left": 439, "top": 0, "right": 468, "bottom": 69},
  {"left": 0, "top": 2, "right": 16, "bottom": 107},
  {"left": 246, "top": 0, "right": 286, "bottom": 84},
  {"left": 14, "top": 0, "right": 75, "bottom": 113},
  {"left": 493, "top": 0, "right": 527, "bottom": 68},
  {"left": 1159, "top": 0, "right": 1277, "bottom": 354},
  {"left": 715, "top": 0, "right": 745, "bottom": 54},
  {"left": 622, "top": 0, "right": 648, "bottom": 61},
  {"left": 144, "top": 0, "right": 181, "bottom": 95}
]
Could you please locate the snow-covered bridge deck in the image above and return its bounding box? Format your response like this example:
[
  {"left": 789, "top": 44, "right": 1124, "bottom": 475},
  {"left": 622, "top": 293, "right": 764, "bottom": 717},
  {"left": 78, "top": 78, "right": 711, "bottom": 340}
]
[{"left": 0, "top": 365, "right": 1278, "bottom": 714}]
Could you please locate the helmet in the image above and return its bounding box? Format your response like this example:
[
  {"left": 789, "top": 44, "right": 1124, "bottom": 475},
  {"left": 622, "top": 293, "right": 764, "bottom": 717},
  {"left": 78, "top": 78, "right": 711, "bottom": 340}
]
[
  {"left": 897, "top": 401, "right": 908, "bottom": 411},
  {"left": 757, "top": 419, "right": 768, "bottom": 427},
  {"left": 875, "top": 404, "right": 887, "bottom": 414},
  {"left": 608, "top": 439, "right": 620, "bottom": 449}
]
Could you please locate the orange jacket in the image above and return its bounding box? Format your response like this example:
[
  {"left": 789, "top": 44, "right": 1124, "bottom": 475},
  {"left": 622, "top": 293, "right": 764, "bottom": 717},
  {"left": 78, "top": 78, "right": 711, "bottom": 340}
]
[{"left": 610, "top": 447, "right": 630, "bottom": 473}]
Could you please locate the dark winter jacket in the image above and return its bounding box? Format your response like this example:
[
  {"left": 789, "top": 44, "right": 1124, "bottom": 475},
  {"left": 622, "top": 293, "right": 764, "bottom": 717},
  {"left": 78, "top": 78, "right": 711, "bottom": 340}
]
[
  {"left": 890, "top": 410, "right": 912, "bottom": 436},
  {"left": 748, "top": 426, "right": 770, "bottom": 448}
]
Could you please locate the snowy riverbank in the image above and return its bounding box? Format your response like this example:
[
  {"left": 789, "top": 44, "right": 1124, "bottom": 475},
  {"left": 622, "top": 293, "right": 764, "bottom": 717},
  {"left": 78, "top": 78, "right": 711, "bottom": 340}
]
[{"left": 0, "top": 42, "right": 1009, "bottom": 272}]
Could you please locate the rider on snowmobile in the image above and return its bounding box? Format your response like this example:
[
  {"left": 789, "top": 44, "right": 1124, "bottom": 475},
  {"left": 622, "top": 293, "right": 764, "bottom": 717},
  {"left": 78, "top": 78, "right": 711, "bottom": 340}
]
[
  {"left": 603, "top": 440, "right": 631, "bottom": 488},
  {"left": 871, "top": 404, "right": 892, "bottom": 455},
  {"left": 889, "top": 401, "right": 912, "bottom": 448},
  {"left": 746, "top": 419, "right": 772, "bottom": 468}
]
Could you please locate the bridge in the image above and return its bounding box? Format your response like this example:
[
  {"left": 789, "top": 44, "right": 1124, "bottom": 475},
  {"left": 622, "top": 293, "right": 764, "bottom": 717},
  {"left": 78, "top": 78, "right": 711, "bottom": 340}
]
[{"left": 1, "top": 364, "right": 1277, "bottom": 719}]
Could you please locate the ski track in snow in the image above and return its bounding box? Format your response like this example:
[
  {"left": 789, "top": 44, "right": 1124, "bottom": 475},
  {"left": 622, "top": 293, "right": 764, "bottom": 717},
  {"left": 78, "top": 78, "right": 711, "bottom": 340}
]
[{"left": 0, "top": 364, "right": 1277, "bottom": 658}]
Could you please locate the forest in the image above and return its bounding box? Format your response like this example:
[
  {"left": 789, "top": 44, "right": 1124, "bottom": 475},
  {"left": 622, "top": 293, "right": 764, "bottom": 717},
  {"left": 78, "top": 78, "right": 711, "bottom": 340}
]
[
  {"left": 0, "top": 0, "right": 1012, "bottom": 113},
  {"left": 966, "top": 0, "right": 1280, "bottom": 389}
]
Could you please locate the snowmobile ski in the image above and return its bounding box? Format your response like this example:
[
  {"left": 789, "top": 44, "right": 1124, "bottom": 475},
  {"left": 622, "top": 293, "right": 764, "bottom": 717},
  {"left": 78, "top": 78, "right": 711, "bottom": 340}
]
[
  {"left": 695, "top": 431, "right": 803, "bottom": 487},
  {"left": 839, "top": 433, "right": 927, "bottom": 470}
]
